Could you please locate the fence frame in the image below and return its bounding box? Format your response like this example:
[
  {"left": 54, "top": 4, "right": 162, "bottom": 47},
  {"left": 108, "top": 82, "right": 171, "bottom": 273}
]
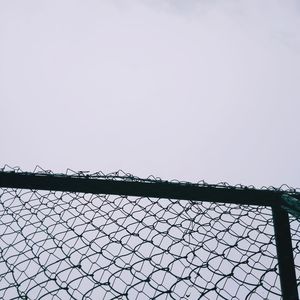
[{"left": 0, "top": 171, "right": 299, "bottom": 300}]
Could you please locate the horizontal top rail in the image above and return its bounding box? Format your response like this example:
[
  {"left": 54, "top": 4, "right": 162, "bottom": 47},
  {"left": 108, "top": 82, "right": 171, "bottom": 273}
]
[{"left": 1, "top": 171, "right": 298, "bottom": 207}]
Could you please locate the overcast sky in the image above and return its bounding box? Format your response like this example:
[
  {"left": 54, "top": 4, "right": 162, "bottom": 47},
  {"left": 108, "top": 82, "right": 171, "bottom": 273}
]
[{"left": 1, "top": 0, "right": 300, "bottom": 188}]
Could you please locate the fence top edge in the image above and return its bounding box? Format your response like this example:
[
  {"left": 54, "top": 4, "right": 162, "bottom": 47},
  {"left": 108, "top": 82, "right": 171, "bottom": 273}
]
[
  {"left": 1, "top": 168, "right": 300, "bottom": 208},
  {"left": 0, "top": 166, "right": 300, "bottom": 196}
]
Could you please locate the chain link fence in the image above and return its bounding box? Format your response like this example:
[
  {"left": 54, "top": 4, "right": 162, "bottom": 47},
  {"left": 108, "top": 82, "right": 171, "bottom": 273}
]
[{"left": 0, "top": 167, "right": 299, "bottom": 299}]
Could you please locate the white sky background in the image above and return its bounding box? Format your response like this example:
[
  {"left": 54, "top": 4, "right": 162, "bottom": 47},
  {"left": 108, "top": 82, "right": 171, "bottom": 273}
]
[{"left": 0, "top": 0, "right": 300, "bottom": 187}]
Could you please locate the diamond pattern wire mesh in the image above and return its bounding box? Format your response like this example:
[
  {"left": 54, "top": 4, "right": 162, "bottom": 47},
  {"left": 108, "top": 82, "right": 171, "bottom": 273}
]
[
  {"left": 1, "top": 185, "right": 298, "bottom": 300},
  {"left": 291, "top": 216, "right": 300, "bottom": 293}
]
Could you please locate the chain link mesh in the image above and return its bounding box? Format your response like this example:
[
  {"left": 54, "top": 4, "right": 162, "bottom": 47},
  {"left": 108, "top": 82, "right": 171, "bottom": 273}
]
[{"left": 0, "top": 167, "right": 299, "bottom": 299}]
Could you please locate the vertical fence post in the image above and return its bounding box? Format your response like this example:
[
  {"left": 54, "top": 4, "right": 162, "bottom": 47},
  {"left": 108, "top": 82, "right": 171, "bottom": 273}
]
[{"left": 272, "top": 205, "right": 298, "bottom": 300}]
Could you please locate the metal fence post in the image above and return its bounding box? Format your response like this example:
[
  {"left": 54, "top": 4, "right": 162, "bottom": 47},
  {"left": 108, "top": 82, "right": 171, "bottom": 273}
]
[{"left": 272, "top": 205, "right": 298, "bottom": 300}]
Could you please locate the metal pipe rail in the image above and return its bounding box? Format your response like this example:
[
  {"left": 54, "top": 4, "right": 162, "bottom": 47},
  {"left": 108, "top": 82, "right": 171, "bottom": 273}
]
[{"left": 0, "top": 171, "right": 288, "bottom": 206}]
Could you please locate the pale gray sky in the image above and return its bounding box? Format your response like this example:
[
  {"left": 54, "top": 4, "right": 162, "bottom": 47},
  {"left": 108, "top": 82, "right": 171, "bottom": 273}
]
[{"left": 1, "top": 0, "right": 300, "bottom": 187}]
